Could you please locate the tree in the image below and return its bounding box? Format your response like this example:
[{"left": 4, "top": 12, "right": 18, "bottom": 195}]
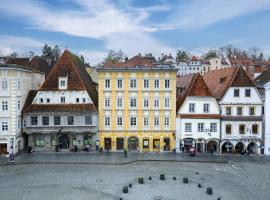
[
  {"left": 248, "top": 47, "right": 262, "bottom": 61},
  {"left": 104, "top": 49, "right": 126, "bottom": 63},
  {"left": 29, "top": 51, "right": 35, "bottom": 58},
  {"left": 52, "top": 45, "right": 61, "bottom": 60},
  {"left": 258, "top": 52, "right": 264, "bottom": 61},
  {"left": 204, "top": 50, "right": 218, "bottom": 59},
  {"left": 176, "top": 50, "right": 189, "bottom": 62},
  {"left": 10, "top": 52, "right": 18, "bottom": 58},
  {"left": 42, "top": 44, "right": 53, "bottom": 57},
  {"left": 80, "top": 54, "right": 85, "bottom": 64}
]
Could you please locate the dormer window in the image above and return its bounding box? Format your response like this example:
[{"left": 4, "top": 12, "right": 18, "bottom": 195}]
[{"left": 59, "top": 76, "right": 68, "bottom": 90}]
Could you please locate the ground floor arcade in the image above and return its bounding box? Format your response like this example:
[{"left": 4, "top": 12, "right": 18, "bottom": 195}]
[
  {"left": 179, "top": 138, "right": 220, "bottom": 154},
  {"left": 220, "top": 139, "right": 262, "bottom": 154},
  {"left": 99, "top": 131, "right": 175, "bottom": 152}
]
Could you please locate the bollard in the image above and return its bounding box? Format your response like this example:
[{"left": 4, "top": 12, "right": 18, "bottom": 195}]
[
  {"left": 183, "top": 177, "right": 189, "bottom": 184},
  {"left": 129, "top": 183, "right": 132, "bottom": 188},
  {"left": 160, "top": 174, "right": 165, "bottom": 180},
  {"left": 173, "top": 176, "right": 176, "bottom": 180},
  {"left": 148, "top": 176, "right": 152, "bottom": 181},
  {"left": 198, "top": 183, "right": 202, "bottom": 188},
  {"left": 206, "top": 187, "right": 213, "bottom": 195},
  {"left": 122, "top": 186, "right": 128, "bottom": 193},
  {"left": 138, "top": 177, "right": 144, "bottom": 184}
]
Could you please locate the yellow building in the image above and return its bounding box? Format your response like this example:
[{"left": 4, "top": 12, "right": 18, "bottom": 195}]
[{"left": 97, "top": 55, "right": 177, "bottom": 152}]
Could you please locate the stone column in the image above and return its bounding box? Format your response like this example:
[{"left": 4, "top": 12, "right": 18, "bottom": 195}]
[{"left": 264, "top": 82, "right": 270, "bottom": 155}]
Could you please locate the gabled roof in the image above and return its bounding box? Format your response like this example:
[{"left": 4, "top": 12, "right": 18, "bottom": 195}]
[
  {"left": 176, "top": 73, "right": 213, "bottom": 112},
  {"left": 30, "top": 56, "right": 51, "bottom": 76},
  {"left": 39, "top": 50, "right": 98, "bottom": 109},
  {"left": 254, "top": 67, "right": 270, "bottom": 87},
  {"left": 7, "top": 57, "right": 30, "bottom": 66},
  {"left": 22, "top": 90, "right": 38, "bottom": 114},
  {"left": 203, "top": 67, "right": 256, "bottom": 100}
]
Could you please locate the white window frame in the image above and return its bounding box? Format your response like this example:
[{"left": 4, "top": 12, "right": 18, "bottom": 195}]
[
  {"left": 130, "top": 79, "right": 137, "bottom": 89},
  {"left": 203, "top": 104, "right": 209, "bottom": 113},
  {"left": 165, "top": 79, "right": 170, "bottom": 88},
  {"left": 2, "top": 121, "right": 8, "bottom": 131},
  {"left": 130, "top": 98, "right": 137, "bottom": 108},
  {"left": 154, "top": 79, "right": 159, "bottom": 89},
  {"left": 154, "top": 117, "right": 159, "bottom": 127},
  {"left": 189, "top": 103, "right": 195, "bottom": 112},
  {"left": 2, "top": 101, "right": 8, "bottom": 111},
  {"left": 105, "top": 117, "right": 110, "bottom": 126},
  {"left": 105, "top": 98, "right": 111, "bottom": 108},
  {"left": 117, "top": 79, "right": 123, "bottom": 89},
  {"left": 154, "top": 98, "right": 159, "bottom": 108},
  {"left": 144, "top": 79, "right": 149, "bottom": 89},
  {"left": 117, "top": 98, "right": 123, "bottom": 108},
  {"left": 143, "top": 98, "right": 149, "bottom": 108},
  {"left": 185, "top": 123, "right": 192, "bottom": 132},
  {"left": 143, "top": 117, "right": 149, "bottom": 127},
  {"left": 130, "top": 117, "right": 137, "bottom": 126},
  {"left": 198, "top": 123, "right": 204, "bottom": 132},
  {"left": 164, "top": 117, "right": 170, "bottom": 126},
  {"left": 164, "top": 98, "right": 170, "bottom": 108},
  {"left": 117, "top": 117, "right": 123, "bottom": 127},
  {"left": 210, "top": 123, "right": 217, "bottom": 132},
  {"left": 105, "top": 79, "right": 110, "bottom": 89}
]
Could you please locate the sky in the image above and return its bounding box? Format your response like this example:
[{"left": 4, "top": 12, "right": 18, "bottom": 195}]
[{"left": 0, "top": 0, "right": 270, "bottom": 64}]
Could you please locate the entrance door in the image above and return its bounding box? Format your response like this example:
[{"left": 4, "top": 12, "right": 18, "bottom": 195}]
[
  {"left": 59, "top": 134, "right": 69, "bottom": 149},
  {"left": 104, "top": 138, "right": 112, "bottom": 150},
  {"left": 128, "top": 137, "right": 139, "bottom": 151},
  {"left": 0, "top": 143, "right": 7, "bottom": 154},
  {"left": 116, "top": 138, "right": 124, "bottom": 150},
  {"left": 163, "top": 138, "right": 170, "bottom": 151},
  {"left": 197, "top": 143, "right": 203, "bottom": 153}
]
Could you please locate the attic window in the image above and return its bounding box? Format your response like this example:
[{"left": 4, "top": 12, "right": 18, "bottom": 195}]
[
  {"left": 220, "top": 77, "right": 226, "bottom": 84},
  {"left": 59, "top": 76, "right": 68, "bottom": 90},
  {"left": 177, "top": 87, "right": 185, "bottom": 94}
]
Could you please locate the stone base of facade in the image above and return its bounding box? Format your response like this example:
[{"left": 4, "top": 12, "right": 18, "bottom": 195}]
[{"left": 99, "top": 131, "right": 176, "bottom": 152}]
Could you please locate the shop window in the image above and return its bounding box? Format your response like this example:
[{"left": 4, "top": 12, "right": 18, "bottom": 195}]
[
  {"left": 153, "top": 139, "right": 160, "bottom": 149},
  {"left": 143, "top": 139, "right": 149, "bottom": 149}
]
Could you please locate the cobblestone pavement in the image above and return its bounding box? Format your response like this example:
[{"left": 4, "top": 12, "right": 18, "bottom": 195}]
[{"left": 0, "top": 160, "right": 269, "bottom": 200}]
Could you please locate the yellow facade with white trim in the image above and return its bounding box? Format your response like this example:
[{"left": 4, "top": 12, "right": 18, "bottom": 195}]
[{"left": 98, "top": 69, "right": 176, "bottom": 152}]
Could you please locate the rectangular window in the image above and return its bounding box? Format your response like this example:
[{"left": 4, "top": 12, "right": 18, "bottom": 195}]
[
  {"left": 154, "top": 79, "right": 159, "bottom": 89},
  {"left": 76, "top": 98, "right": 80, "bottom": 103},
  {"left": 165, "top": 79, "right": 170, "bottom": 88},
  {"left": 105, "top": 79, "right": 110, "bottom": 88},
  {"left": 67, "top": 116, "right": 74, "bottom": 125},
  {"left": 165, "top": 98, "right": 170, "bottom": 108},
  {"left": 61, "top": 97, "right": 65, "bottom": 103},
  {"left": 143, "top": 139, "right": 149, "bottom": 149},
  {"left": 252, "top": 124, "right": 258, "bottom": 134},
  {"left": 245, "top": 89, "right": 251, "bottom": 97},
  {"left": 130, "top": 79, "right": 137, "bottom": 88},
  {"left": 105, "top": 117, "right": 110, "bottom": 126},
  {"left": 105, "top": 98, "right": 110, "bottom": 108},
  {"left": 40, "top": 98, "right": 43, "bottom": 103},
  {"left": 154, "top": 99, "right": 159, "bottom": 108},
  {"left": 226, "top": 125, "right": 231, "bottom": 134},
  {"left": 164, "top": 117, "right": 170, "bottom": 126},
  {"left": 2, "top": 101, "right": 8, "bottom": 111},
  {"left": 35, "top": 136, "right": 45, "bottom": 146},
  {"left": 234, "top": 89, "right": 240, "bottom": 97},
  {"left": 17, "top": 80, "right": 21, "bottom": 90},
  {"left": 31, "top": 116, "right": 38, "bottom": 126},
  {"left": 130, "top": 98, "right": 137, "bottom": 108},
  {"left": 2, "top": 122, "right": 8, "bottom": 131},
  {"left": 143, "top": 117, "right": 149, "bottom": 126},
  {"left": 144, "top": 79, "right": 149, "bottom": 88},
  {"left": 249, "top": 107, "right": 255, "bottom": 116},
  {"left": 189, "top": 103, "right": 195, "bottom": 112},
  {"left": 143, "top": 99, "right": 149, "bottom": 108},
  {"left": 226, "top": 107, "right": 231, "bottom": 115},
  {"left": 117, "top": 98, "right": 123, "bottom": 108},
  {"left": 82, "top": 98, "right": 86, "bottom": 103},
  {"left": 237, "top": 107, "right": 243, "bottom": 115},
  {"left": 42, "top": 116, "right": 49, "bottom": 126},
  {"left": 2, "top": 80, "right": 8, "bottom": 90},
  {"left": 46, "top": 98, "right": 50, "bottom": 103},
  {"left": 60, "top": 80, "right": 66, "bottom": 87},
  {"left": 130, "top": 117, "right": 137, "bottom": 126},
  {"left": 85, "top": 115, "right": 92, "bottom": 125},
  {"left": 203, "top": 104, "right": 209, "bottom": 113},
  {"left": 154, "top": 117, "right": 159, "bottom": 126},
  {"left": 210, "top": 123, "right": 217, "bottom": 132},
  {"left": 117, "top": 117, "right": 123, "bottom": 126},
  {"left": 239, "top": 124, "right": 245, "bottom": 134},
  {"left": 54, "top": 116, "right": 61, "bottom": 125},
  {"left": 117, "top": 79, "right": 123, "bottom": 89},
  {"left": 185, "top": 123, "right": 192, "bottom": 132},
  {"left": 198, "top": 123, "right": 204, "bottom": 132}
]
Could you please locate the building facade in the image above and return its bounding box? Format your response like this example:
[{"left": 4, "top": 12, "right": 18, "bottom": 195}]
[
  {"left": 176, "top": 74, "right": 220, "bottom": 153},
  {"left": 22, "top": 50, "right": 98, "bottom": 152},
  {"left": 97, "top": 55, "right": 177, "bottom": 152},
  {"left": 204, "top": 67, "right": 263, "bottom": 154},
  {"left": 0, "top": 64, "right": 44, "bottom": 155}
]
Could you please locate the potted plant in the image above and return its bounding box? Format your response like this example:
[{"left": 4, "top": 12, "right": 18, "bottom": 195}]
[
  {"left": 160, "top": 174, "right": 165, "bottom": 180},
  {"left": 138, "top": 177, "right": 144, "bottom": 184},
  {"left": 183, "top": 177, "right": 188, "bottom": 183}
]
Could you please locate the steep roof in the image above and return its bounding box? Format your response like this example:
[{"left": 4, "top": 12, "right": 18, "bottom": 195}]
[
  {"left": 22, "top": 90, "right": 38, "bottom": 114},
  {"left": 203, "top": 67, "right": 256, "bottom": 100},
  {"left": 176, "top": 73, "right": 213, "bottom": 112},
  {"left": 30, "top": 56, "right": 51, "bottom": 76},
  {"left": 7, "top": 58, "right": 30, "bottom": 66},
  {"left": 254, "top": 67, "right": 270, "bottom": 87},
  {"left": 39, "top": 50, "right": 98, "bottom": 109}
]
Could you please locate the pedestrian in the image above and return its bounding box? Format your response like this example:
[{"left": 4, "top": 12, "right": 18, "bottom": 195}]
[{"left": 9, "top": 146, "right": 14, "bottom": 163}]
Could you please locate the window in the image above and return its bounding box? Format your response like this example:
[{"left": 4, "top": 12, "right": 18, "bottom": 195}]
[
  {"left": 117, "top": 79, "right": 123, "bottom": 89},
  {"left": 105, "top": 98, "right": 110, "bottom": 108},
  {"left": 82, "top": 98, "right": 86, "bottom": 103},
  {"left": 143, "top": 139, "right": 149, "bottom": 149},
  {"left": 210, "top": 123, "right": 217, "bottom": 132},
  {"left": 252, "top": 124, "right": 258, "bottom": 134},
  {"left": 165, "top": 98, "right": 170, "bottom": 108},
  {"left": 85, "top": 115, "right": 92, "bottom": 125},
  {"left": 245, "top": 89, "right": 251, "bottom": 97},
  {"left": 154, "top": 79, "right": 159, "bottom": 89},
  {"left": 226, "top": 125, "right": 231, "bottom": 134},
  {"left": 117, "top": 117, "right": 123, "bottom": 126},
  {"left": 164, "top": 117, "right": 170, "bottom": 126},
  {"left": 130, "top": 98, "right": 137, "bottom": 108},
  {"left": 105, "top": 117, "right": 110, "bottom": 126},
  {"left": 130, "top": 117, "right": 137, "bottom": 126},
  {"left": 17, "top": 80, "right": 21, "bottom": 90},
  {"left": 35, "top": 136, "right": 45, "bottom": 146},
  {"left": 54, "top": 116, "right": 61, "bottom": 125},
  {"left": 203, "top": 104, "right": 209, "bottom": 113},
  {"left": 239, "top": 124, "right": 245, "bottom": 134},
  {"left": 185, "top": 123, "right": 192, "bottom": 132},
  {"left": 40, "top": 98, "right": 44, "bottom": 103},
  {"left": 42, "top": 116, "right": 49, "bottom": 126},
  {"left": 46, "top": 98, "right": 50, "bottom": 103},
  {"left": 249, "top": 107, "right": 255, "bottom": 116},
  {"left": 234, "top": 89, "right": 240, "bottom": 97},
  {"left": 31, "top": 116, "right": 38, "bottom": 126},
  {"left": 60, "top": 80, "right": 66, "bottom": 87},
  {"left": 154, "top": 99, "right": 159, "bottom": 108},
  {"left": 17, "top": 119, "right": 21, "bottom": 129},
  {"left": 143, "top": 117, "right": 149, "bottom": 126},
  {"left": 61, "top": 97, "right": 65, "bottom": 103},
  {"left": 153, "top": 139, "right": 160, "bottom": 149},
  {"left": 189, "top": 103, "right": 195, "bottom": 112},
  {"left": 105, "top": 79, "right": 110, "bottom": 88},
  {"left": 76, "top": 98, "right": 80, "bottom": 103},
  {"left": 130, "top": 79, "right": 137, "bottom": 88},
  {"left": 198, "top": 123, "right": 204, "bottom": 132},
  {"left": 226, "top": 107, "right": 231, "bottom": 115},
  {"left": 144, "top": 79, "right": 149, "bottom": 88},
  {"left": 2, "top": 101, "right": 8, "bottom": 111},
  {"left": 165, "top": 79, "right": 170, "bottom": 88},
  {"left": 143, "top": 99, "right": 149, "bottom": 108},
  {"left": 154, "top": 117, "right": 159, "bottom": 126},
  {"left": 237, "top": 107, "right": 243, "bottom": 115},
  {"left": 2, "top": 80, "right": 8, "bottom": 90},
  {"left": 117, "top": 98, "right": 123, "bottom": 108},
  {"left": 2, "top": 122, "right": 8, "bottom": 131},
  {"left": 67, "top": 116, "right": 74, "bottom": 125}
]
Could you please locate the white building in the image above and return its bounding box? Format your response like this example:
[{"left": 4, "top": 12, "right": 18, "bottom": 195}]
[
  {"left": 264, "top": 82, "right": 270, "bottom": 155},
  {"left": 0, "top": 64, "right": 44, "bottom": 155},
  {"left": 204, "top": 67, "right": 263, "bottom": 154},
  {"left": 176, "top": 74, "right": 221, "bottom": 153}
]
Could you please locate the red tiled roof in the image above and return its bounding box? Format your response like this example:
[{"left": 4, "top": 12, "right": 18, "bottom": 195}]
[
  {"left": 7, "top": 58, "right": 30, "bottom": 66},
  {"left": 22, "top": 90, "right": 38, "bottom": 114},
  {"left": 23, "top": 104, "right": 96, "bottom": 113},
  {"left": 30, "top": 56, "right": 51, "bottom": 76}
]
